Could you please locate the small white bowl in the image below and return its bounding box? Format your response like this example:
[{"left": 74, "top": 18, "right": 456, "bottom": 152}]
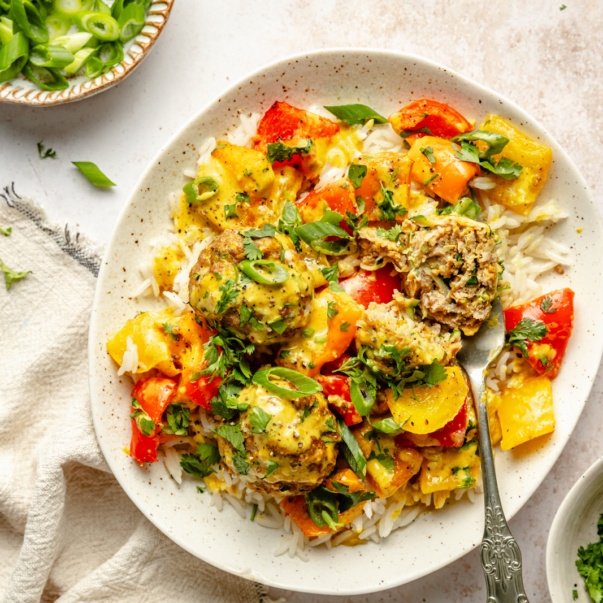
[
  {"left": 0, "top": 0, "right": 174, "bottom": 106},
  {"left": 547, "top": 457, "right": 603, "bottom": 602}
]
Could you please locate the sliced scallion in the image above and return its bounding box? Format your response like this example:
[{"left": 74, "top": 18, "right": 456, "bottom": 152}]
[
  {"left": 118, "top": 2, "right": 145, "bottom": 42},
  {"left": 252, "top": 367, "right": 322, "bottom": 400},
  {"left": 22, "top": 62, "right": 69, "bottom": 90},
  {"left": 239, "top": 260, "right": 289, "bottom": 285},
  {"left": 29, "top": 44, "right": 74, "bottom": 68},
  {"left": 182, "top": 176, "right": 220, "bottom": 203},
  {"left": 0, "top": 16, "right": 14, "bottom": 45},
  {"left": 0, "top": 32, "right": 29, "bottom": 83},
  {"left": 52, "top": 32, "right": 93, "bottom": 53},
  {"left": 79, "top": 12, "right": 120, "bottom": 42},
  {"left": 63, "top": 46, "right": 95, "bottom": 74},
  {"left": 72, "top": 161, "right": 115, "bottom": 187},
  {"left": 11, "top": 0, "right": 49, "bottom": 45}
]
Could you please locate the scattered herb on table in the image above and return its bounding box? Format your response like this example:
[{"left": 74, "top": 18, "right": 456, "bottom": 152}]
[
  {"left": 0, "top": 226, "right": 11, "bottom": 236},
  {"left": 0, "top": 257, "right": 31, "bottom": 290},
  {"left": 37, "top": 141, "right": 56, "bottom": 159},
  {"left": 72, "top": 161, "right": 116, "bottom": 187}
]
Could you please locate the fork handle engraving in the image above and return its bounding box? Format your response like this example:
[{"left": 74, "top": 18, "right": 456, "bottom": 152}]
[
  {"left": 481, "top": 503, "right": 529, "bottom": 602},
  {"left": 465, "top": 368, "right": 530, "bottom": 603}
]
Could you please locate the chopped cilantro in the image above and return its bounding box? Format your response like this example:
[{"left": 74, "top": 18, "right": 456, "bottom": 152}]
[
  {"left": 37, "top": 141, "right": 56, "bottom": 159},
  {"left": 376, "top": 224, "right": 402, "bottom": 242},
  {"left": 576, "top": 512, "right": 603, "bottom": 602},
  {"left": 266, "top": 140, "right": 312, "bottom": 164},
  {"left": 320, "top": 263, "right": 340, "bottom": 285},
  {"left": 327, "top": 301, "right": 338, "bottom": 320},
  {"left": 215, "top": 279, "right": 239, "bottom": 314},
  {"left": 420, "top": 146, "right": 436, "bottom": 164},
  {"left": 264, "top": 460, "right": 279, "bottom": 478},
  {"left": 162, "top": 403, "right": 190, "bottom": 436},
  {"left": 540, "top": 296, "right": 557, "bottom": 314},
  {"left": 422, "top": 173, "right": 439, "bottom": 186},
  {"left": 339, "top": 322, "right": 351, "bottom": 332},
  {"left": 213, "top": 423, "right": 245, "bottom": 451},
  {"left": 377, "top": 182, "right": 407, "bottom": 221},
  {"left": 506, "top": 318, "right": 548, "bottom": 357},
  {"left": 130, "top": 399, "right": 155, "bottom": 436},
  {"left": 162, "top": 322, "right": 180, "bottom": 342},
  {"left": 249, "top": 407, "right": 272, "bottom": 433},
  {"left": 348, "top": 163, "right": 367, "bottom": 188}
]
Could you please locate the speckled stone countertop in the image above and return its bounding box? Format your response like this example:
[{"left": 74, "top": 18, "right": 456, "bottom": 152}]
[{"left": 2, "top": 1, "right": 602, "bottom": 601}]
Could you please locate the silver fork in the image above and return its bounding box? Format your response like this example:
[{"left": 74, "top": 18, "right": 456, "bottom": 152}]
[{"left": 456, "top": 297, "right": 530, "bottom": 603}]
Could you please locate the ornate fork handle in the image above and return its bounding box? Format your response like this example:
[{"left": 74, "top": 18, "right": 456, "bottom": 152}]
[{"left": 465, "top": 367, "right": 530, "bottom": 603}]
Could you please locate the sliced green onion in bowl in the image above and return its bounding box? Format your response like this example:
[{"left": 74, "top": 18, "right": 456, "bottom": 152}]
[
  {"left": 118, "top": 2, "right": 146, "bottom": 42},
  {"left": 0, "top": 32, "right": 29, "bottom": 83},
  {"left": 22, "top": 63, "right": 69, "bottom": 90},
  {"left": 29, "top": 44, "right": 74, "bottom": 68},
  {"left": 252, "top": 367, "right": 323, "bottom": 400},
  {"left": 0, "top": 16, "right": 15, "bottom": 45},
  {"left": 63, "top": 46, "right": 95, "bottom": 74},
  {"left": 182, "top": 176, "right": 220, "bottom": 203},
  {"left": 51, "top": 32, "right": 93, "bottom": 53},
  {"left": 239, "top": 260, "right": 289, "bottom": 285},
  {"left": 79, "top": 12, "right": 120, "bottom": 42},
  {"left": 12, "top": 0, "right": 49, "bottom": 45},
  {"left": 54, "top": 0, "right": 94, "bottom": 17},
  {"left": 72, "top": 161, "right": 115, "bottom": 187}
]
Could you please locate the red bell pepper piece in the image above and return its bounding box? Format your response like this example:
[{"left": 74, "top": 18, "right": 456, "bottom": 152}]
[
  {"left": 339, "top": 267, "right": 401, "bottom": 309},
  {"left": 317, "top": 374, "right": 362, "bottom": 426},
  {"left": 388, "top": 99, "right": 473, "bottom": 144},
  {"left": 503, "top": 288, "right": 574, "bottom": 379},
  {"left": 129, "top": 376, "right": 177, "bottom": 464}
]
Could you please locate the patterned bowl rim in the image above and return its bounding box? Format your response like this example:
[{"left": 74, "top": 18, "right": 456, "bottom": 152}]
[{"left": 0, "top": 0, "right": 174, "bottom": 106}]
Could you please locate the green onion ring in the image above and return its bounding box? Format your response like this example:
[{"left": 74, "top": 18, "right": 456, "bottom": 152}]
[
  {"left": 252, "top": 367, "right": 322, "bottom": 400},
  {"left": 22, "top": 62, "right": 69, "bottom": 90},
  {"left": 182, "top": 176, "right": 220, "bottom": 203},
  {"left": 118, "top": 3, "right": 146, "bottom": 42},
  {"left": 79, "top": 12, "right": 120, "bottom": 42},
  {"left": 239, "top": 260, "right": 289, "bottom": 285}
]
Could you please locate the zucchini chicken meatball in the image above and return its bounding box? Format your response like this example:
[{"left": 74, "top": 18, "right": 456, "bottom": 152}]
[
  {"left": 357, "top": 214, "right": 499, "bottom": 336},
  {"left": 215, "top": 379, "right": 339, "bottom": 496},
  {"left": 188, "top": 228, "right": 315, "bottom": 344}
]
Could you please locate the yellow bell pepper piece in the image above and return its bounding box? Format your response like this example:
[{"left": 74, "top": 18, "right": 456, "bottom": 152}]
[
  {"left": 386, "top": 366, "right": 468, "bottom": 434},
  {"left": 497, "top": 374, "right": 555, "bottom": 450},
  {"left": 479, "top": 115, "right": 552, "bottom": 216}
]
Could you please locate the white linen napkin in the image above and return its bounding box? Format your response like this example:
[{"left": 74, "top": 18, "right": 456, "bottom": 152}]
[{"left": 0, "top": 186, "right": 269, "bottom": 603}]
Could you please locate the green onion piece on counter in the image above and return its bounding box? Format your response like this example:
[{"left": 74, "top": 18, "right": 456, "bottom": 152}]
[
  {"left": 238, "top": 260, "right": 289, "bottom": 285},
  {"left": 22, "top": 63, "right": 69, "bottom": 90},
  {"left": 72, "top": 161, "right": 116, "bottom": 187},
  {"left": 11, "top": 0, "right": 49, "bottom": 45},
  {"left": 252, "top": 367, "right": 322, "bottom": 400},
  {"left": 0, "top": 257, "right": 31, "bottom": 290},
  {"left": 29, "top": 44, "right": 74, "bottom": 69},
  {"left": 78, "top": 12, "right": 120, "bottom": 42},
  {"left": 0, "top": 32, "right": 29, "bottom": 83},
  {"left": 118, "top": 2, "right": 146, "bottom": 42},
  {"left": 182, "top": 176, "right": 220, "bottom": 203}
]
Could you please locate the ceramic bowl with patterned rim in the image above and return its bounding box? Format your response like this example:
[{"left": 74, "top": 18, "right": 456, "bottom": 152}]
[{"left": 0, "top": 0, "right": 174, "bottom": 106}]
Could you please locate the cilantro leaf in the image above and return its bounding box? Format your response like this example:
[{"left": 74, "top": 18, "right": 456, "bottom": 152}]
[
  {"left": 37, "top": 141, "right": 56, "bottom": 159},
  {"left": 327, "top": 301, "right": 338, "bottom": 320},
  {"left": 267, "top": 140, "right": 312, "bottom": 164},
  {"left": 377, "top": 182, "right": 407, "bottom": 222},
  {"left": 249, "top": 407, "right": 272, "bottom": 433},
  {"left": 420, "top": 146, "right": 436, "bottom": 164},
  {"left": 576, "top": 513, "right": 603, "bottom": 603},
  {"left": 215, "top": 279, "right": 239, "bottom": 314},
  {"left": 213, "top": 423, "right": 245, "bottom": 452},
  {"left": 243, "top": 238, "right": 263, "bottom": 261},
  {"left": 180, "top": 444, "right": 220, "bottom": 478},
  {"left": 422, "top": 359, "right": 448, "bottom": 387},
  {"left": 232, "top": 450, "right": 250, "bottom": 475},
  {"left": 162, "top": 403, "right": 190, "bottom": 436},
  {"left": 348, "top": 163, "right": 367, "bottom": 189},
  {"left": 540, "top": 296, "right": 557, "bottom": 314},
  {"left": 130, "top": 399, "right": 156, "bottom": 436},
  {"left": 506, "top": 318, "right": 548, "bottom": 357},
  {"left": 320, "top": 263, "right": 340, "bottom": 284}
]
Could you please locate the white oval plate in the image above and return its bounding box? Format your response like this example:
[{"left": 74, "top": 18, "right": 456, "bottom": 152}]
[
  {"left": 89, "top": 49, "right": 603, "bottom": 595},
  {"left": 547, "top": 457, "right": 603, "bottom": 602}
]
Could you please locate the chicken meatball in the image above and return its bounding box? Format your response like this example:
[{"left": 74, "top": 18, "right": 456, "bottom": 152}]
[
  {"left": 188, "top": 228, "right": 315, "bottom": 344},
  {"left": 355, "top": 291, "right": 461, "bottom": 377},
  {"left": 403, "top": 215, "right": 499, "bottom": 335},
  {"left": 215, "top": 379, "right": 339, "bottom": 496}
]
